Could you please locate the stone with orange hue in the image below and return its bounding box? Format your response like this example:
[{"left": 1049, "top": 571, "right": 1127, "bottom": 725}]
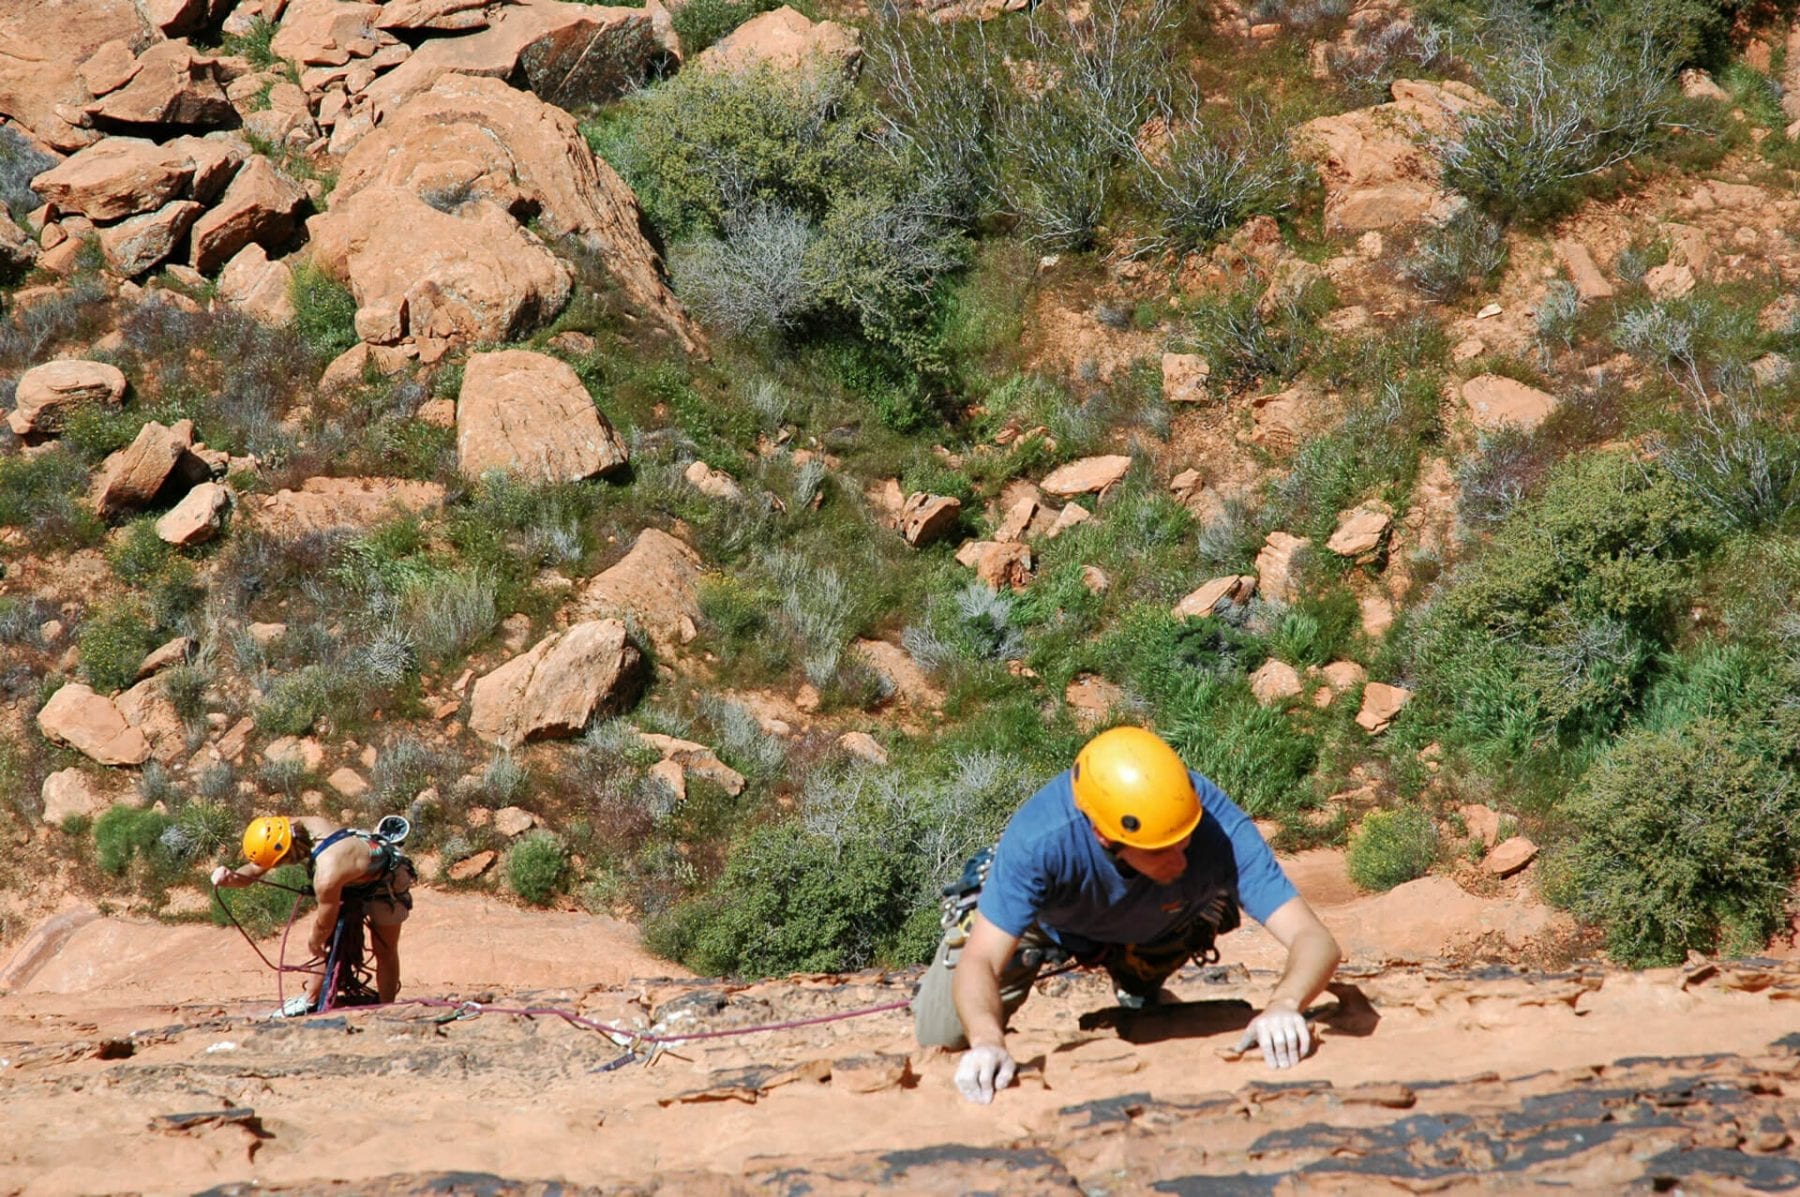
[
  {"left": 1065, "top": 674, "right": 1124, "bottom": 727},
  {"left": 1161, "top": 352, "right": 1210, "bottom": 403},
  {"left": 41, "top": 768, "right": 115, "bottom": 826},
  {"left": 852, "top": 639, "right": 940, "bottom": 710},
  {"left": 217, "top": 243, "right": 296, "bottom": 325},
  {"left": 684, "top": 461, "right": 744, "bottom": 502},
  {"left": 993, "top": 496, "right": 1039, "bottom": 544},
  {"left": 255, "top": 477, "right": 446, "bottom": 537},
  {"left": 1326, "top": 500, "right": 1393, "bottom": 561},
  {"left": 1250, "top": 659, "right": 1304, "bottom": 706},
  {"left": 695, "top": 6, "right": 860, "bottom": 74},
  {"left": 457, "top": 350, "right": 628, "bottom": 482},
  {"left": 79, "top": 39, "right": 140, "bottom": 96},
  {"left": 1046, "top": 503, "right": 1091, "bottom": 538},
  {"left": 375, "top": 0, "right": 490, "bottom": 32},
  {"left": 155, "top": 481, "right": 230, "bottom": 545},
  {"left": 836, "top": 731, "right": 888, "bottom": 766},
  {"left": 90, "top": 40, "right": 233, "bottom": 128},
  {"left": 1458, "top": 803, "right": 1501, "bottom": 848},
  {"left": 1461, "top": 374, "right": 1556, "bottom": 432},
  {"left": 579, "top": 528, "right": 702, "bottom": 657},
  {"left": 134, "top": 636, "right": 195, "bottom": 681},
  {"left": 1356, "top": 682, "right": 1412, "bottom": 733},
  {"left": 897, "top": 493, "right": 961, "bottom": 547},
  {"left": 37, "top": 683, "right": 151, "bottom": 765},
  {"left": 1483, "top": 836, "right": 1538, "bottom": 878},
  {"left": 955, "top": 540, "right": 1031, "bottom": 590},
  {"left": 9, "top": 360, "right": 126, "bottom": 437},
  {"left": 30, "top": 137, "right": 192, "bottom": 223},
  {"left": 1645, "top": 262, "right": 1696, "bottom": 300},
  {"left": 189, "top": 155, "right": 307, "bottom": 274},
  {"left": 447, "top": 849, "right": 496, "bottom": 880},
  {"left": 91, "top": 419, "right": 195, "bottom": 518},
  {"left": 1041, "top": 455, "right": 1132, "bottom": 497},
  {"left": 1254, "top": 532, "right": 1310, "bottom": 604},
  {"left": 1553, "top": 239, "right": 1613, "bottom": 303},
  {"left": 0, "top": 0, "right": 149, "bottom": 150},
  {"left": 99, "top": 199, "right": 203, "bottom": 277},
  {"left": 469, "top": 619, "right": 644, "bottom": 748},
  {"left": 1172, "top": 574, "right": 1255, "bottom": 619}
]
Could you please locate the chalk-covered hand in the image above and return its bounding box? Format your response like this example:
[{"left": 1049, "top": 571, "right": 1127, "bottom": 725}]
[
  {"left": 210, "top": 866, "right": 233, "bottom": 888},
  {"left": 954, "top": 1044, "right": 1017, "bottom": 1104},
  {"left": 1236, "top": 1007, "right": 1311, "bottom": 1069}
]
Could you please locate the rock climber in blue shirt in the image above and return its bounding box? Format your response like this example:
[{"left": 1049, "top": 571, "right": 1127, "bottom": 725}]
[{"left": 912, "top": 725, "right": 1342, "bottom": 1103}]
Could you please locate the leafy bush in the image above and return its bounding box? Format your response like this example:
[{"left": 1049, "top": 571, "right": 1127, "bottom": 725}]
[
  {"left": 290, "top": 261, "right": 358, "bottom": 359},
  {"left": 1399, "top": 207, "right": 1509, "bottom": 301},
  {"left": 77, "top": 601, "right": 159, "bottom": 694},
  {"left": 1566, "top": 720, "right": 1799, "bottom": 965},
  {"left": 94, "top": 804, "right": 175, "bottom": 877},
  {"left": 506, "top": 832, "right": 569, "bottom": 906},
  {"left": 1346, "top": 807, "right": 1439, "bottom": 891}
]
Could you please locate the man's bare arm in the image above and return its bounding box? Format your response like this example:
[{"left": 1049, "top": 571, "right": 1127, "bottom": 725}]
[
  {"left": 1235, "top": 896, "right": 1341, "bottom": 1068},
  {"left": 952, "top": 913, "right": 1021, "bottom": 1050}
]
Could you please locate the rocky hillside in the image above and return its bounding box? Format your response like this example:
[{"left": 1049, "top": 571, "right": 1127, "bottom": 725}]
[{"left": 3, "top": 1, "right": 1800, "bottom": 1187}]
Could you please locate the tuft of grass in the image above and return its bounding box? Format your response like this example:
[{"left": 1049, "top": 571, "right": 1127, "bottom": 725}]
[
  {"left": 506, "top": 832, "right": 569, "bottom": 906},
  {"left": 290, "top": 261, "right": 358, "bottom": 360},
  {"left": 1346, "top": 807, "right": 1439, "bottom": 891}
]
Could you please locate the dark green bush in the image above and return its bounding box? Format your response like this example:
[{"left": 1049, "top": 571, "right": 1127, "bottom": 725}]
[
  {"left": 1163, "top": 677, "right": 1321, "bottom": 817},
  {"left": 77, "top": 602, "right": 159, "bottom": 694},
  {"left": 1346, "top": 807, "right": 1440, "bottom": 891},
  {"left": 507, "top": 832, "right": 569, "bottom": 906},
  {"left": 94, "top": 804, "right": 174, "bottom": 877},
  {"left": 1566, "top": 720, "right": 1799, "bottom": 964},
  {"left": 290, "top": 262, "right": 358, "bottom": 359}
]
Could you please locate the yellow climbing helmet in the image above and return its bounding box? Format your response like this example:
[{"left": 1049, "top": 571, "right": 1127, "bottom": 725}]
[
  {"left": 242, "top": 816, "right": 294, "bottom": 870},
  {"left": 1071, "top": 726, "right": 1201, "bottom": 850}
]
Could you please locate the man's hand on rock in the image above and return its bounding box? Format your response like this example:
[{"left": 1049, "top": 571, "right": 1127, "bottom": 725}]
[
  {"left": 1235, "top": 1006, "right": 1311, "bottom": 1069},
  {"left": 954, "top": 1044, "right": 1016, "bottom": 1104}
]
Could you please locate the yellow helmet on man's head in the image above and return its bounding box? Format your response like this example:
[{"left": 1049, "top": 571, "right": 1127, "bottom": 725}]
[
  {"left": 243, "top": 816, "right": 294, "bottom": 869},
  {"left": 1071, "top": 727, "right": 1201, "bottom": 850}
]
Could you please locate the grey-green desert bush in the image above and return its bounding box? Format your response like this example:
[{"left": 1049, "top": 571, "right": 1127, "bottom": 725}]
[
  {"left": 0, "top": 125, "right": 54, "bottom": 221},
  {"left": 507, "top": 832, "right": 569, "bottom": 906},
  {"left": 1566, "top": 720, "right": 1800, "bottom": 965},
  {"left": 1399, "top": 207, "right": 1509, "bottom": 301},
  {"left": 1346, "top": 807, "right": 1440, "bottom": 891},
  {"left": 1127, "top": 97, "right": 1311, "bottom": 254},
  {"left": 1649, "top": 394, "right": 1800, "bottom": 531}
]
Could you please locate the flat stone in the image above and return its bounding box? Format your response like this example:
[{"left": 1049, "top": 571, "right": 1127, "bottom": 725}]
[
  {"left": 9, "top": 360, "right": 127, "bottom": 438},
  {"left": 1552, "top": 239, "right": 1613, "bottom": 302},
  {"left": 1326, "top": 500, "right": 1393, "bottom": 560},
  {"left": 447, "top": 849, "right": 496, "bottom": 881},
  {"left": 91, "top": 418, "right": 196, "bottom": 518},
  {"left": 36, "top": 683, "right": 151, "bottom": 765},
  {"left": 1462, "top": 375, "right": 1556, "bottom": 433},
  {"left": 1065, "top": 674, "right": 1124, "bottom": 728},
  {"left": 1254, "top": 532, "right": 1310, "bottom": 604},
  {"left": 1045, "top": 503, "right": 1090, "bottom": 539},
  {"left": 1250, "top": 659, "right": 1304, "bottom": 706},
  {"left": 493, "top": 805, "right": 538, "bottom": 838},
  {"left": 134, "top": 635, "right": 195, "bottom": 681},
  {"left": 1356, "top": 682, "right": 1412, "bottom": 733},
  {"left": 326, "top": 767, "right": 369, "bottom": 799},
  {"left": 264, "top": 735, "right": 326, "bottom": 772},
  {"left": 1458, "top": 803, "right": 1501, "bottom": 848},
  {"left": 1484, "top": 835, "right": 1538, "bottom": 877},
  {"left": 99, "top": 199, "right": 202, "bottom": 276},
  {"left": 1041, "top": 455, "right": 1132, "bottom": 497},
  {"left": 1172, "top": 574, "right": 1256, "bottom": 619},
  {"left": 41, "top": 768, "right": 113, "bottom": 825},
  {"left": 155, "top": 481, "right": 230, "bottom": 545},
  {"left": 684, "top": 461, "right": 744, "bottom": 502}
]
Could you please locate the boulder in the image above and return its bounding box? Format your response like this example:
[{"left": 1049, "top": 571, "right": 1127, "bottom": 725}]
[
  {"left": 89, "top": 40, "right": 233, "bottom": 128},
  {"left": 448, "top": 848, "right": 497, "bottom": 880},
  {"left": 683, "top": 460, "right": 743, "bottom": 501},
  {"left": 9, "top": 359, "right": 126, "bottom": 437},
  {"left": 189, "top": 155, "right": 307, "bottom": 274},
  {"left": 897, "top": 493, "right": 961, "bottom": 547},
  {"left": 1553, "top": 239, "right": 1613, "bottom": 303},
  {"left": 326, "top": 74, "right": 696, "bottom": 351},
  {"left": 1360, "top": 593, "right": 1395, "bottom": 639},
  {"left": 1250, "top": 659, "right": 1304, "bottom": 706},
  {"left": 836, "top": 730, "right": 888, "bottom": 765},
  {"left": 217, "top": 243, "right": 296, "bottom": 324},
  {"left": 1254, "top": 531, "right": 1310, "bottom": 604},
  {"left": 954, "top": 539, "right": 1032, "bottom": 590},
  {"left": 155, "top": 480, "right": 230, "bottom": 545},
  {"left": 993, "top": 496, "right": 1038, "bottom": 544},
  {"left": 1249, "top": 387, "right": 1311, "bottom": 452},
  {"left": 468, "top": 619, "right": 644, "bottom": 748},
  {"left": 269, "top": 1, "right": 391, "bottom": 68},
  {"left": 134, "top": 635, "right": 195, "bottom": 680},
  {"left": 1041, "top": 454, "right": 1132, "bottom": 497},
  {"left": 1172, "top": 574, "right": 1256, "bottom": 619},
  {"left": 1458, "top": 803, "right": 1501, "bottom": 848},
  {"left": 0, "top": 0, "right": 149, "bottom": 150},
  {"left": 263, "top": 735, "right": 325, "bottom": 771},
  {"left": 113, "top": 676, "right": 187, "bottom": 765},
  {"left": 1045, "top": 502, "right": 1090, "bottom": 538},
  {"left": 1645, "top": 261, "right": 1696, "bottom": 300},
  {"left": 41, "top": 768, "right": 114, "bottom": 825},
  {"left": 36, "top": 683, "right": 151, "bottom": 765},
  {"left": 638, "top": 732, "right": 747, "bottom": 795},
  {"left": 1356, "top": 682, "right": 1412, "bottom": 733},
  {"left": 91, "top": 419, "right": 195, "bottom": 518},
  {"left": 327, "top": 767, "right": 370, "bottom": 799},
  {"left": 493, "top": 805, "right": 538, "bottom": 837},
  {"left": 578, "top": 528, "right": 702, "bottom": 657},
  {"left": 1483, "top": 835, "right": 1538, "bottom": 878},
  {"left": 98, "top": 199, "right": 203, "bottom": 276},
  {"left": 1326, "top": 500, "right": 1394, "bottom": 561},
  {"left": 79, "top": 40, "right": 141, "bottom": 96},
  {"left": 254, "top": 476, "right": 446, "bottom": 537},
  {"left": 694, "top": 5, "right": 861, "bottom": 74},
  {"left": 456, "top": 349, "right": 628, "bottom": 481},
  {"left": 29, "top": 137, "right": 192, "bottom": 223},
  {"left": 1162, "top": 352, "right": 1210, "bottom": 404},
  {"left": 375, "top": 0, "right": 491, "bottom": 33},
  {"left": 1462, "top": 374, "right": 1556, "bottom": 432}
]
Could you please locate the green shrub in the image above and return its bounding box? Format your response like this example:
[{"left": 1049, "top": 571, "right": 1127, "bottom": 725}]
[
  {"left": 1128, "top": 97, "right": 1311, "bottom": 253},
  {"left": 290, "top": 262, "right": 358, "bottom": 359},
  {"left": 77, "top": 602, "right": 159, "bottom": 694},
  {"left": 160, "top": 663, "right": 210, "bottom": 724},
  {"left": 1182, "top": 273, "right": 1332, "bottom": 393},
  {"left": 506, "top": 832, "right": 569, "bottom": 906},
  {"left": 1399, "top": 207, "right": 1509, "bottom": 301},
  {"left": 1346, "top": 807, "right": 1439, "bottom": 891},
  {"left": 1566, "top": 720, "right": 1800, "bottom": 965},
  {"left": 1163, "top": 677, "right": 1319, "bottom": 817},
  {"left": 94, "top": 804, "right": 174, "bottom": 877},
  {"left": 107, "top": 518, "right": 174, "bottom": 586},
  {"left": 253, "top": 664, "right": 340, "bottom": 735},
  {"left": 210, "top": 863, "right": 313, "bottom": 938},
  {"left": 0, "top": 447, "right": 104, "bottom": 549}
]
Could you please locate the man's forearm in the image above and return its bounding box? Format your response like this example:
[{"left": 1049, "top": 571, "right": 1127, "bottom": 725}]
[
  {"left": 1266, "top": 926, "right": 1341, "bottom": 1011},
  {"left": 951, "top": 957, "right": 1009, "bottom": 1049}
]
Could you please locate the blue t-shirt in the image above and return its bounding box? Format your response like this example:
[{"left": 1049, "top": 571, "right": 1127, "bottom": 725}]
[{"left": 977, "top": 769, "right": 1297, "bottom": 950}]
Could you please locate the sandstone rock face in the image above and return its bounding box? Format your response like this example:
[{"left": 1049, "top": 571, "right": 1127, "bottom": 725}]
[
  {"left": 695, "top": 6, "right": 861, "bottom": 74},
  {"left": 217, "top": 243, "right": 296, "bottom": 324},
  {"left": 1041, "top": 455, "right": 1132, "bottom": 497},
  {"left": 1462, "top": 374, "right": 1556, "bottom": 432},
  {"left": 31, "top": 138, "right": 192, "bottom": 223},
  {"left": 1291, "top": 79, "right": 1492, "bottom": 232},
  {"left": 1356, "top": 682, "right": 1412, "bottom": 733},
  {"left": 254, "top": 477, "right": 446, "bottom": 537},
  {"left": 98, "top": 199, "right": 203, "bottom": 276},
  {"left": 955, "top": 540, "right": 1032, "bottom": 590},
  {"left": 578, "top": 528, "right": 702, "bottom": 656},
  {"left": 376, "top": 0, "right": 491, "bottom": 33},
  {"left": 1172, "top": 574, "right": 1256, "bottom": 619},
  {"left": 1046, "top": 502, "right": 1090, "bottom": 538},
  {"left": 0, "top": 0, "right": 148, "bottom": 150},
  {"left": 113, "top": 676, "right": 186, "bottom": 765},
  {"left": 1254, "top": 531, "right": 1311, "bottom": 605},
  {"left": 457, "top": 350, "right": 628, "bottom": 482},
  {"left": 91, "top": 419, "right": 195, "bottom": 518},
  {"left": 155, "top": 480, "right": 230, "bottom": 545},
  {"left": 992, "top": 495, "right": 1042, "bottom": 544},
  {"left": 468, "top": 619, "right": 644, "bottom": 748},
  {"left": 1162, "top": 352, "right": 1210, "bottom": 404},
  {"left": 37, "top": 683, "right": 151, "bottom": 765},
  {"left": 40, "top": 768, "right": 114, "bottom": 825},
  {"left": 1250, "top": 659, "right": 1304, "bottom": 706},
  {"left": 897, "top": 493, "right": 961, "bottom": 547},
  {"left": 189, "top": 155, "right": 306, "bottom": 274},
  {"left": 90, "top": 40, "right": 233, "bottom": 128},
  {"left": 9, "top": 360, "right": 126, "bottom": 437},
  {"left": 1326, "top": 501, "right": 1394, "bottom": 561},
  {"left": 321, "top": 74, "right": 696, "bottom": 351},
  {"left": 134, "top": 635, "right": 194, "bottom": 680}
]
